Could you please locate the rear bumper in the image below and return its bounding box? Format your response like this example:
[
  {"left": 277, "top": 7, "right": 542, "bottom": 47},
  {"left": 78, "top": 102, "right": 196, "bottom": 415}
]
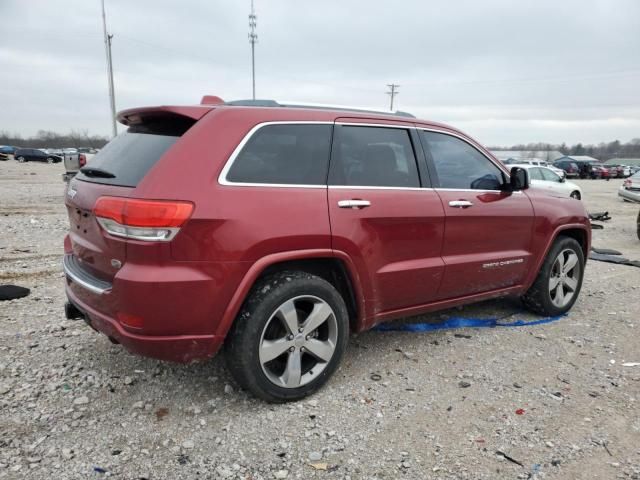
[
  {"left": 65, "top": 287, "right": 223, "bottom": 363},
  {"left": 618, "top": 187, "right": 640, "bottom": 203}
]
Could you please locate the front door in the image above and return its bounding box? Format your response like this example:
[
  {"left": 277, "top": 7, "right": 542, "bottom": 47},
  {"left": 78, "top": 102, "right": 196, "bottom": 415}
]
[
  {"left": 419, "top": 130, "right": 535, "bottom": 299},
  {"left": 327, "top": 120, "right": 445, "bottom": 323}
]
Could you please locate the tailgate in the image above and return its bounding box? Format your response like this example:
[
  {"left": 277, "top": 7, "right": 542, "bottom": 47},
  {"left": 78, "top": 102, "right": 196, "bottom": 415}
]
[
  {"left": 64, "top": 154, "right": 80, "bottom": 173},
  {"left": 65, "top": 178, "right": 133, "bottom": 282}
]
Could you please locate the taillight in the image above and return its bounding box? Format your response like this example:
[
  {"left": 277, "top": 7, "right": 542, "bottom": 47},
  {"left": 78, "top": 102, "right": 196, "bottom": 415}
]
[
  {"left": 79, "top": 154, "right": 86, "bottom": 167},
  {"left": 624, "top": 179, "right": 632, "bottom": 188},
  {"left": 94, "top": 197, "right": 194, "bottom": 242}
]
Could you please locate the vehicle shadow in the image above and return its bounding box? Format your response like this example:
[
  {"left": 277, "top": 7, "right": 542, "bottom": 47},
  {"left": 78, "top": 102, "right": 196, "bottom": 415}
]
[{"left": 76, "top": 296, "right": 538, "bottom": 413}]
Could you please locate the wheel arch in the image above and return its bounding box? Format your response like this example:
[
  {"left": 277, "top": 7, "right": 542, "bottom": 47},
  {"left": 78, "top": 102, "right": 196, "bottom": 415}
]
[
  {"left": 523, "top": 224, "right": 590, "bottom": 291},
  {"left": 216, "top": 250, "right": 366, "bottom": 338}
]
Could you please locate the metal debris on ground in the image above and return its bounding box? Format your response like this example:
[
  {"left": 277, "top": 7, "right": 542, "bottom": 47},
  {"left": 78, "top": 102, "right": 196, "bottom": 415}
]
[
  {"left": 588, "top": 211, "right": 612, "bottom": 222},
  {"left": 589, "top": 252, "right": 640, "bottom": 268},
  {"left": 495, "top": 451, "right": 524, "bottom": 467}
]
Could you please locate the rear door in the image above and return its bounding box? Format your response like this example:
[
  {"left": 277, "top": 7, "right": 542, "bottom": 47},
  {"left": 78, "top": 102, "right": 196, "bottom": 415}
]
[
  {"left": 419, "top": 129, "right": 535, "bottom": 299},
  {"left": 327, "top": 119, "right": 445, "bottom": 323}
]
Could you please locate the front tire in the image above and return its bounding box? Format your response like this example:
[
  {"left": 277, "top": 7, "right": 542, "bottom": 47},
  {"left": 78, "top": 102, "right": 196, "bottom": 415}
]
[
  {"left": 225, "top": 271, "right": 349, "bottom": 402},
  {"left": 46, "top": 157, "right": 54, "bottom": 164},
  {"left": 570, "top": 191, "right": 581, "bottom": 200},
  {"left": 522, "top": 236, "right": 585, "bottom": 316},
  {"left": 17, "top": 156, "right": 25, "bottom": 163}
]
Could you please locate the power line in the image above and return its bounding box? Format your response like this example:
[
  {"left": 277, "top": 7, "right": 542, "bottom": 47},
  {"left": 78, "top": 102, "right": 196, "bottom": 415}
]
[
  {"left": 101, "top": 0, "right": 117, "bottom": 138},
  {"left": 386, "top": 83, "right": 399, "bottom": 111},
  {"left": 248, "top": 0, "right": 258, "bottom": 100}
]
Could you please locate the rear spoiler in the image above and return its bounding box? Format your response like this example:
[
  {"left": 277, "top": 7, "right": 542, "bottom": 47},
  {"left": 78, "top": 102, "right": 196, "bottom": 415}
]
[{"left": 117, "top": 105, "right": 213, "bottom": 126}]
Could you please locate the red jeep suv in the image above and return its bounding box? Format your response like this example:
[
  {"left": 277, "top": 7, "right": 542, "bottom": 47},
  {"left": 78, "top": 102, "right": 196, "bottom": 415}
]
[{"left": 63, "top": 97, "right": 590, "bottom": 401}]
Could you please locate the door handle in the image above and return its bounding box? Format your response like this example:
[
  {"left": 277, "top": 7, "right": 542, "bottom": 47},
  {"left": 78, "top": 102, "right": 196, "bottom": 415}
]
[
  {"left": 338, "top": 199, "right": 371, "bottom": 209},
  {"left": 448, "top": 200, "right": 473, "bottom": 208}
]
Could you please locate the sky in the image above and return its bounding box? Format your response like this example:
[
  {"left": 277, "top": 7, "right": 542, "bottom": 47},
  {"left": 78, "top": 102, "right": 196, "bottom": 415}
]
[{"left": 1, "top": 0, "right": 639, "bottom": 146}]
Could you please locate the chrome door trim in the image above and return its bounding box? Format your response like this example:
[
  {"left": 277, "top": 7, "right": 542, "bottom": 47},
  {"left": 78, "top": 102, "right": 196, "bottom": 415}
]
[
  {"left": 329, "top": 185, "right": 428, "bottom": 191},
  {"left": 448, "top": 200, "right": 474, "bottom": 208},
  {"left": 337, "top": 199, "right": 371, "bottom": 208}
]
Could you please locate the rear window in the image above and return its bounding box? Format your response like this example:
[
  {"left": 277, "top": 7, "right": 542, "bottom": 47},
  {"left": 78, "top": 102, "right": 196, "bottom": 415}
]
[
  {"left": 76, "top": 116, "right": 193, "bottom": 187},
  {"left": 225, "top": 124, "right": 332, "bottom": 185}
]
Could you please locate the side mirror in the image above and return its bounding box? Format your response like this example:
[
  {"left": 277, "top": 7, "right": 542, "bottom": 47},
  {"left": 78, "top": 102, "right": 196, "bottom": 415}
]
[
  {"left": 509, "top": 167, "right": 529, "bottom": 191},
  {"left": 559, "top": 176, "right": 565, "bottom": 183}
]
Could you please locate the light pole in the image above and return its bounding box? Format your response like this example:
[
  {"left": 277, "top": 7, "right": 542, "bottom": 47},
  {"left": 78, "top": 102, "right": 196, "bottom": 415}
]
[
  {"left": 248, "top": 0, "right": 258, "bottom": 100},
  {"left": 386, "top": 84, "right": 399, "bottom": 111},
  {"left": 101, "top": 0, "right": 117, "bottom": 137}
]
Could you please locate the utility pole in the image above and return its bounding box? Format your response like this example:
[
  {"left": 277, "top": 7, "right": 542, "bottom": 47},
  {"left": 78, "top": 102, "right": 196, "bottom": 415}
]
[
  {"left": 386, "top": 83, "right": 399, "bottom": 111},
  {"left": 101, "top": 0, "right": 117, "bottom": 137},
  {"left": 248, "top": 0, "right": 258, "bottom": 100}
]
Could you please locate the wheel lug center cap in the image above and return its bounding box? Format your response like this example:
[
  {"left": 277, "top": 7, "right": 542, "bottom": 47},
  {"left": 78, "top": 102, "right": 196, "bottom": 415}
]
[{"left": 294, "top": 333, "right": 305, "bottom": 348}]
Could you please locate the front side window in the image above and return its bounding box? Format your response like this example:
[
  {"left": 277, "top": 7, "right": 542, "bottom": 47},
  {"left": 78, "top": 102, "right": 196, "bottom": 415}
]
[
  {"left": 421, "top": 131, "right": 505, "bottom": 190},
  {"left": 226, "top": 124, "right": 332, "bottom": 185},
  {"left": 329, "top": 126, "right": 419, "bottom": 187}
]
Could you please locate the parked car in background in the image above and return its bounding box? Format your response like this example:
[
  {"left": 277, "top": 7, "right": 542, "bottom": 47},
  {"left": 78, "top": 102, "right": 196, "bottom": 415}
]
[
  {"left": 62, "top": 150, "right": 96, "bottom": 182},
  {"left": 606, "top": 164, "right": 631, "bottom": 178},
  {"left": 62, "top": 98, "right": 591, "bottom": 401},
  {"left": 619, "top": 171, "right": 640, "bottom": 203},
  {"left": 14, "top": 148, "right": 62, "bottom": 163},
  {"left": 0, "top": 153, "right": 9, "bottom": 161},
  {"left": 0, "top": 145, "right": 18, "bottom": 156},
  {"left": 589, "top": 162, "right": 610, "bottom": 179},
  {"left": 553, "top": 159, "right": 580, "bottom": 178},
  {"left": 511, "top": 164, "right": 582, "bottom": 199},
  {"left": 504, "top": 159, "right": 566, "bottom": 178}
]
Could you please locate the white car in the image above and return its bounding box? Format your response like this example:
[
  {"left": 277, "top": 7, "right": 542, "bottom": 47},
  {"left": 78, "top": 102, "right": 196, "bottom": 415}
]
[
  {"left": 511, "top": 164, "right": 582, "bottom": 200},
  {"left": 505, "top": 159, "right": 566, "bottom": 178},
  {"left": 618, "top": 171, "right": 640, "bottom": 203}
]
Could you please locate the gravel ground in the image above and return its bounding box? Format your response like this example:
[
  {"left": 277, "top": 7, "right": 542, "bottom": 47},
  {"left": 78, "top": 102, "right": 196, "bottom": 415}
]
[{"left": 0, "top": 160, "right": 639, "bottom": 480}]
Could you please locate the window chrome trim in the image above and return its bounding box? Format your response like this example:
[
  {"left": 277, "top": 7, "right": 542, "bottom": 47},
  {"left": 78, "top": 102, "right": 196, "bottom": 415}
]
[
  {"left": 218, "top": 121, "right": 333, "bottom": 188},
  {"left": 329, "top": 185, "right": 428, "bottom": 191},
  {"left": 434, "top": 187, "right": 523, "bottom": 194},
  {"left": 336, "top": 122, "right": 415, "bottom": 129},
  {"left": 218, "top": 121, "right": 516, "bottom": 193}
]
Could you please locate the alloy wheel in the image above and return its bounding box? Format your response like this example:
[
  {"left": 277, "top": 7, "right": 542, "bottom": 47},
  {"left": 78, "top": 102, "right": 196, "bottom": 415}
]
[
  {"left": 259, "top": 295, "right": 337, "bottom": 389},
  {"left": 549, "top": 249, "right": 580, "bottom": 308}
]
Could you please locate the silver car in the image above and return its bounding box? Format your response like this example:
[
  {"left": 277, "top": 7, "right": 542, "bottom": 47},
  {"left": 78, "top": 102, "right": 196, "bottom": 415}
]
[{"left": 619, "top": 171, "right": 640, "bottom": 203}]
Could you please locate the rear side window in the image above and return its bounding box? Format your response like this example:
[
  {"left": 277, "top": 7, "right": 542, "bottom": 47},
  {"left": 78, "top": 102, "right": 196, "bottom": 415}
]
[
  {"left": 528, "top": 167, "right": 544, "bottom": 180},
  {"left": 329, "top": 126, "right": 419, "bottom": 187},
  {"left": 76, "top": 116, "right": 194, "bottom": 187},
  {"left": 541, "top": 168, "right": 560, "bottom": 182},
  {"left": 226, "top": 124, "right": 332, "bottom": 185}
]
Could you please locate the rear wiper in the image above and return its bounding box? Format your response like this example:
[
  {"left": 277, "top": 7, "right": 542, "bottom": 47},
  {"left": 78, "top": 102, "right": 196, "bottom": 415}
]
[{"left": 80, "top": 167, "right": 116, "bottom": 178}]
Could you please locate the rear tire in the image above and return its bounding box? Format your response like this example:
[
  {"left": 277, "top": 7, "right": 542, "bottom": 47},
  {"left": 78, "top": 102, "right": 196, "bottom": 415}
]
[
  {"left": 522, "top": 236, "right": 585, "bottom": 316},
  {"left": 17, "top": 156, "right": 25, "bottom": 163},
  {"left": 225, "top": 271, "right": 349, "bottom": 402}
]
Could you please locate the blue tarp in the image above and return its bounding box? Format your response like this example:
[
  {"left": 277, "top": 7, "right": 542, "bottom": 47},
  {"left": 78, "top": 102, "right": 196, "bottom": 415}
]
[{"left": 374, "top": 313, "right": 565, "bottom": 332}]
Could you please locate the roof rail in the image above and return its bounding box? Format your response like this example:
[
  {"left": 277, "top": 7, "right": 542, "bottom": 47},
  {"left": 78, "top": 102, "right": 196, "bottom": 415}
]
[{"left": 222, "top": 99, "right": 415, "bottom": 118}]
